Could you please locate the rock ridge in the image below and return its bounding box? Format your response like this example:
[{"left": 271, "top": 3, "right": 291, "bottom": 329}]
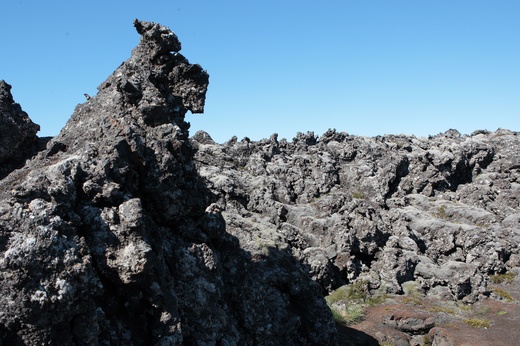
[
  {"left": 192, "top": 128, "right": 520, "bottom": 303},
  {"left": 0, "top": 20, "right": 337, "bottom": 345}
]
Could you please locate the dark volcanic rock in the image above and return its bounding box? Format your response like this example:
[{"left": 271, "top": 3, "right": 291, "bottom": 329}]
[
  {"left": 192, "top": 129, "right": 520, "bottom": 303},
  {"left": 0, "top": 20, "right": 336, "bottom": 345},
  {"left": 3, "top": 18, "right": 519, "bottom": 346},
  {"left": 0, "top": 80, "right": 42, "bottom": 179}
]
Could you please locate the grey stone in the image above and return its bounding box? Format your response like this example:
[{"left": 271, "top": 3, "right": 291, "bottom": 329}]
[
  {"left": 0, "top": 20, "right": 336, "bottom": 345},
  {"left": 0, "top": 80, "right": 44, "bottom": 178},
  {"left": 2, "top": 16, "right": 520, "bottom": 346},
  {"left": 193, "top": 127, "right": 520, "bottom": 303}
]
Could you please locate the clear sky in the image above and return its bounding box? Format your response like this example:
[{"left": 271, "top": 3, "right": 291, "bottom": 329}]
[{"left": 1, "top": 1, "right": 519, "bottom": 143}]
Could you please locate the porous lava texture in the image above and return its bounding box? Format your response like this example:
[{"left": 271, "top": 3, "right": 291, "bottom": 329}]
[
  {"left": 0, "top": 20, "right": 337, "bottom": 345},
  {"left": 192, "top": 128, "right": 520, "bottom": 304},
  {"left": 0, "top": 80, "right": 43, "bottom": 179},
  {"left": 2, "top": 18, "right": 519, "bottom": 346}
]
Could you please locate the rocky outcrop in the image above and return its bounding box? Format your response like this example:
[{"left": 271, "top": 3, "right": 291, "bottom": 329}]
[
  {"left": 0, "top": 20, "right": 336, "bottom": 345},
  {"left": 2, "top": 18, "right": 519, "bottom": 346},
  {"left": 192, "top": 129, "right": 520, "bottom": 303},
  {"left": 0, "top": 80, "right": 43, "bottom": 179}
]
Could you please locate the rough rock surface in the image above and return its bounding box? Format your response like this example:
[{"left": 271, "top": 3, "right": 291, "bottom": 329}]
[
  {"left": 0, "top": 80, "right": 43, "bottom": 179},
  {"left": 2, "top": 19, "right": 519, "bottom": 346},
  {"left": 192, "top": 129, "right": 520, "bottom": 304},
  {"left": 0, "top": 21, "right": 336, "bottom": 345}
]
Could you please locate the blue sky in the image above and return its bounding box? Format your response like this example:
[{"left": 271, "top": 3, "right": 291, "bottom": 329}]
[{"left": 1, "top": 1, "right": 519, "bottom": 143}]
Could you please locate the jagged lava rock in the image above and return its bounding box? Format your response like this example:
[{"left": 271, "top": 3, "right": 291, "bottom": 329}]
[
  {"left": 0, "top": 80, "right": 42, "bottom": 179},
  {"left": 0, "top": 20, "right": 337, "bottom": 345},
  {"left": 192, "top": 129, "right": 520, "bottom": 303}
]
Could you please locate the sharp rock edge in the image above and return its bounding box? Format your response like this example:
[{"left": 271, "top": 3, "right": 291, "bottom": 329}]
[{"left": 0, "top": 20, "right": 337, "bottom": 345}]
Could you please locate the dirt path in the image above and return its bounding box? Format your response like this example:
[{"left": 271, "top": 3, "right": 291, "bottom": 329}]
[{"left": 338, "top": 275, "right": 520, "bottom": 345}]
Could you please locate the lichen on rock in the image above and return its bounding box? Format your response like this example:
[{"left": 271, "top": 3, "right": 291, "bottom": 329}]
[
  {"left": 3, "top": 17, "right": 519, "bottom": 346},
  {"left": 0, "top": 20, "right": 337, "bottom": 345}
]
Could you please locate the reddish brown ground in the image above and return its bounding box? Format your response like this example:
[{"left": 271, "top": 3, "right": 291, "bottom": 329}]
[{"left": 337, "top": 279, "right": 520, "bottom": 346}]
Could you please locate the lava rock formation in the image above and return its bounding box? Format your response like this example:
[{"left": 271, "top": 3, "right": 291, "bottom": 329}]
[
  {"left": 192, "top": 129, "right": 520, "bottom": 305},
  {"left": 0, "top": 80, "right": 44, "bottom": 179},
  {"left": 0, "top": 20, "right": 337, "bottom": 345},
  {"left": 2, "top": 18, "right": 519, "bottom": 346}
]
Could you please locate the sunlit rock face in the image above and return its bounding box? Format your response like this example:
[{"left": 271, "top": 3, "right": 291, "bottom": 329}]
[
  {"left": 0, "top": 20, "right": 337, "bottom": 345},
  {"left": 193, "top": 128, "right": 520, "bottom": 303}
]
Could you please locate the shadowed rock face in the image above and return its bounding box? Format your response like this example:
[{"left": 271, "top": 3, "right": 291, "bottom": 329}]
[
  {"left": 2, "top": 18, "right": 519, "bottom": 346},
  {"left": 0, "top": 80, "right": 41, "bottom": 179},
  {"left": 0, "top": 20, "right": 337, "bottom": 345}
]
